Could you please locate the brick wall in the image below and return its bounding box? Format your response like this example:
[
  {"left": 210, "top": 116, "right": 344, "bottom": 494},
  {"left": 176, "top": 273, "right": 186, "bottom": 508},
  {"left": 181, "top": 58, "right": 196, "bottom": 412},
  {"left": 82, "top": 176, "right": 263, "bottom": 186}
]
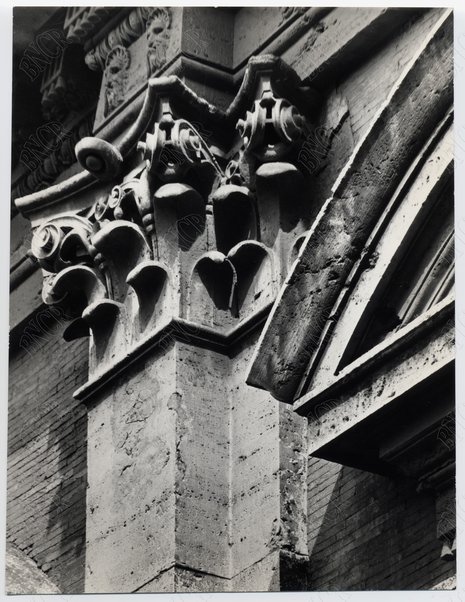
[
  {"left": 307, "top": 457, "right": 455, "bottom": 590},
  {"left": 7, "top": 313, "right": 88, "bottom": 593}
]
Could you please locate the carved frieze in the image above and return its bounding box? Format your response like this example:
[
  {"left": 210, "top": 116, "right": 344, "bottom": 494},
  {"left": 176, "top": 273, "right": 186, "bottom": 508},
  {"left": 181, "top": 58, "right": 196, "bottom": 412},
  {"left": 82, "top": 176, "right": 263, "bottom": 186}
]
[
  {"left": 146, "top": 8, "right": 172, "bottom": 76},
  {"left": 84, "top": 7, "right": 172, "bottom": 74},
  {"left": 84, "top": 8, "right": 149, "bottom": 72},
  {"left": 64, "top": 7, "right": 120, "bottom": 45},
  {"left": 103, "top": 46, "right": 131, "bottom": 117}
]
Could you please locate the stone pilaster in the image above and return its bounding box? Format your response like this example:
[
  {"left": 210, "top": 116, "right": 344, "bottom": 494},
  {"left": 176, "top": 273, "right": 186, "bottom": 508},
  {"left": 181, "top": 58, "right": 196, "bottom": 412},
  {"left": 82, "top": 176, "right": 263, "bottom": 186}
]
[{"left": 17, "top": 54, "right": 317, "bottom": 592}]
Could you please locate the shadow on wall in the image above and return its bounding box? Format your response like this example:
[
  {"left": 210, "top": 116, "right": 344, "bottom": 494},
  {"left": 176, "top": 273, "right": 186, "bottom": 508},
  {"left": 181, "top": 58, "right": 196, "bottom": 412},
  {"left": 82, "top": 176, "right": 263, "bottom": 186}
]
[
  {"left": 7, "top": 311, "right": 88, "bottom": 594},
  {"left": 44, "top": 405, "right": 87, "bottom": 592},
  {"left": 306, "top": 458, "right": 455, "bottom": 590}
]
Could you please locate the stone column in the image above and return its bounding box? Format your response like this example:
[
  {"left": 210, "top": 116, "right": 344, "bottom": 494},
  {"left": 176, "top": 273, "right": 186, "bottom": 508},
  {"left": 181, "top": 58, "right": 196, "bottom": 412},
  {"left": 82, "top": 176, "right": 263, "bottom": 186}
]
[
  {"left": 76, "top": 331, "right": 307, "bottom": 592},
  {"left": 20, "top": 54, "right": 317, "bottom": 592}
]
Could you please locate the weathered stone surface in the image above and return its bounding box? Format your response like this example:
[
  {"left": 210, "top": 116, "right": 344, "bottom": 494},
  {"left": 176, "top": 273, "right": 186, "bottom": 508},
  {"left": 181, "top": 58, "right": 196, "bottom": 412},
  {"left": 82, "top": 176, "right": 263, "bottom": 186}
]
[
  {"left": 308, "top": 118, "right": 452, "bottom": 392},
  {"left": 18, "top": 53, "right": 320, "bottom": 403},
  {"left": 248, "top": 10, "right": 453, "bottom": 402},
  {"left": 85, "top": 347, "right": 176, "bottom": 592},
  {"left": 283, "top": 7, "right": 424, "bottom": 86},
  {"left": 83, "top": 329, "right": 308, "bottom": 592},
  {"left": 9, "top": 6, "right": 455, "bottom": 595},
  {"left": 301, "top": 300, "right": 453, "bottom": 453}
]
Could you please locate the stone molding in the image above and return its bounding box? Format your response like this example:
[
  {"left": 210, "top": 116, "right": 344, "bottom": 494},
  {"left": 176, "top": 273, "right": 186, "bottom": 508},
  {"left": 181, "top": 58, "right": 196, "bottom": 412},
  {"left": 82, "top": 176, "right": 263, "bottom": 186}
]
[
  {"left": 296, "top": 113, "right": 453, "bottom": 398},
  {"left": 64, "top": 7, "right": 123, "bottom": 45},
  {"left": 12, "top": 112, "right": 95, "bottom": 203},
  {"left": 294, "top": 296, "right": 454, "bottom": 421},
  {"left": 73, "top": 308, "right": 270, "bottom": 403}
]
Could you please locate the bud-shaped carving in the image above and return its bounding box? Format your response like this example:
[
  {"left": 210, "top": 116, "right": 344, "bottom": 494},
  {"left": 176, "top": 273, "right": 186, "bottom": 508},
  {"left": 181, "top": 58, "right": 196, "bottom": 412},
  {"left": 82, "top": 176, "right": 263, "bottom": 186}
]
[
  {"left": 21, "top": 54, "right": 320, "bottom": 372},
  {"left": 189, "top": 242, "right": 274, "bottom": 328},
  {"left": 227, "top": 241, "right": 275, "bottom": 317},
  {"left": 211, "top": 184, "right": 257, "bottom": 254},
  {"left": 126, "top": 260, "right": 169, "bottom": 331},
  {"left": 191, "top": 251, "right": 237, "bottom": 317},
  {"left": 91, "top": 220, "right": 152, "bottom": 303},
  {"left": 152, "top": 182, "right": 206, "bottom": 269},
  {"left": 50, "top": 265, "right": 106, "bottom": 317},
  {"left": 255, "top": 162, "right": 305, "bottom": 248}
]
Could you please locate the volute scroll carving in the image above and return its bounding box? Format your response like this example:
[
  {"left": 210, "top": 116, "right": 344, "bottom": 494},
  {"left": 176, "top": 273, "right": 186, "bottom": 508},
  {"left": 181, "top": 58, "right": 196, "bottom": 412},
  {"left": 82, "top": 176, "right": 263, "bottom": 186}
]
[
  {"left": 234, "top": 64, "right": 312, "bottom": 169},
  {"left": 137, "top": 99, "right": 223, "bottom": 184},
  {"left": 93, "top": 178, "right": 153, "bottom": 237},
  {"left": 237, "top": 94, "right": 307, "bottom": 162},
  {"left": 31, "top": 215, "right": 96, "bottom": 276},
  {"left": 22, "top": 53, "right": 320, "bottom": 371},
  {"left": 75, "top": 137, "right": 124, "bottom": 181}
]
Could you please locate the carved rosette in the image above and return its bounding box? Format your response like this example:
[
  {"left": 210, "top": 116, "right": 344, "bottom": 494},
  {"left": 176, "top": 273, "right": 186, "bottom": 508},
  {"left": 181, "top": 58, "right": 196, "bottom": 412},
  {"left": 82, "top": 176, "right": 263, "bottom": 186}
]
[{"left": 28, "top": 55, "right": 316, "bottom": 372}]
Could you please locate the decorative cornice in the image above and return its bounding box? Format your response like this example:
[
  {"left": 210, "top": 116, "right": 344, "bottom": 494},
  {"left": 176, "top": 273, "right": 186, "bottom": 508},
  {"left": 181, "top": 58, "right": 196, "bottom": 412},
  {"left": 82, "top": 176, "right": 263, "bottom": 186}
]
[
  {"left": 12, "top": 112, "right": 95, "bottom": 202},
  {"left": 73, "top": 307, "right": 271, "bottom": 403},
  {"left": 13, "top": 8, "right": 422, "bottom": 212},
  {"left": 64, "top": 7, "right": 121, "bottom": 45},
  {"left": 293, "top": 296, "right": 454, "bottom": 416},
  {"left": 298, "top": 297, "right": 454, "bottom": 474},
  {"left": 15, "top": 56, "right": 318, "bottom": 218}
]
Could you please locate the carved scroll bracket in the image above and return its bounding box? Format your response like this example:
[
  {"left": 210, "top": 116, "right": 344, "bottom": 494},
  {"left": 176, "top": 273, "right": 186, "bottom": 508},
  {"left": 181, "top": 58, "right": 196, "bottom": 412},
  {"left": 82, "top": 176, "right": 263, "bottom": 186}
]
[{"left": 236, "top": 74, "right": 308, "bottom": 163}]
